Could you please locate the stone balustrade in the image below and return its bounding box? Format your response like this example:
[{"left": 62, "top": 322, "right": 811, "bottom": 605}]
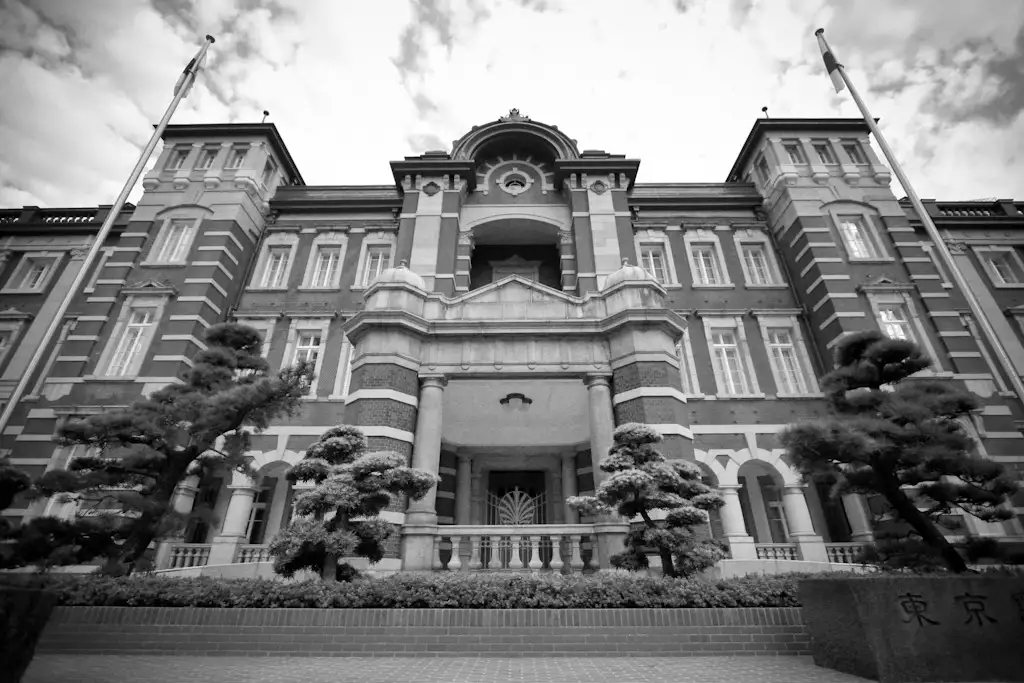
[
  {"left": 168, "top": 543, "right": 211, "bottom": 569},
  {"left": 434, "top": 524, "right": 599, "bottom": 573}
]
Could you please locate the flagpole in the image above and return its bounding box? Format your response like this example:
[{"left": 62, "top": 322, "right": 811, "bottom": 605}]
[
  {"left": 815, "top": 28, "right": 1024, "bottom": 409},
  {"left": 0, "top": 35, "right": 215, "bottom": 437}
]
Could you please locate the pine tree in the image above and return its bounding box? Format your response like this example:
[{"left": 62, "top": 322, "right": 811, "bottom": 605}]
[
  {"left": 269, "top": 424, "right": 436, "bottom": 582},
  {"left": 779, "top": 330, "right": 1018, "bottom": 573},
  {"left": 567, "top": 423, "right": 726, "bottom": 578},
  {"left": 12, "top": 322, "right": 312, "bottom": 573}
]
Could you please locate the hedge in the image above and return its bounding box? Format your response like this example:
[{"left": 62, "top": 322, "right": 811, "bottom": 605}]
[{"left": 27, "top": 572, "right": 801, "bottom": 609}]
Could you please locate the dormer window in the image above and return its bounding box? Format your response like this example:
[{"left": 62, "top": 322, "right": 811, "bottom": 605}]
[
  {"left": 196, "top": 147, "right": 218, "bottom": 170},
  {"left": 226, "top": 147, "right": 247, "bottom": 170},
  {"left": 262, "top": 156, "right": 279, "bottom": 186},
  {"left": 165, "top": 148, "right": 189, "bottom": 171}
]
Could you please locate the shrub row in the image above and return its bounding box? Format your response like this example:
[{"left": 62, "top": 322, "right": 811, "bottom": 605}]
[{"left": 37, "top": 572, "right": 801, "bottom": 609}]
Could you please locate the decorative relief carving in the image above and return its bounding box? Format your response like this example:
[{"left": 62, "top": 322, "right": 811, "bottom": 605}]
[
  {"left": 559, "top": 231, "right": 574, "bottom": 246},
  {"left": 422, "top": 181, "right": 441, "bottom": 196},
  {"left": 589, "top": 180, "right": 608, "bottom": 195},
  {"left": 944, "top": 240, "right": 967, "bottom": 255},
  {"left": 499, "top": 108, "right": 530, "bottom": 122},
  {"left": 69, "top": 248, "right": 89, "bottom": 260}
]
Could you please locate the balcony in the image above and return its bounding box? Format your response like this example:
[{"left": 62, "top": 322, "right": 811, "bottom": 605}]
[
  {"left": 825, "top": 543, "right": 866, "bottom": 564},
  {"left": 435, "top": 524, "right": 599, "bottom": 573},
  {"left": 167, "top": 543, "right": 211, "bottom": 569},
  {"left": 755, "top": 543, "right": 798, "bottom": 561}
]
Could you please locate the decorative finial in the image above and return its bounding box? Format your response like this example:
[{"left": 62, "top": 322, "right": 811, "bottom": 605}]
[
  {"left": 399, "top": 260, "right": 409, "bottom": 268},
  {"left": 761, "top": 106, "right": 769, "bottom": 119},
  {"left": 622, "top": 258, "right": 630, "bottom": 266},
  {"left": 261, "top": 110, "right": 270, "bottom": 123},
  {"left": 499, "top": 108, "right": 529, "bottom": 122}
]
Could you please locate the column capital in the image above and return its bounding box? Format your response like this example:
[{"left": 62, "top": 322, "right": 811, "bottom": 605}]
[
  {"left": 456, "top": 452, "right": 472, "bottom": 463},
  {"left": 560, "top": 451, "right": 577, "bottom": 462},
  {"left": 583, "top": 373, "right": 612, "bottom": 389},
  {"left": 419, "top": 373, "right": 447, "bottom": 390}
]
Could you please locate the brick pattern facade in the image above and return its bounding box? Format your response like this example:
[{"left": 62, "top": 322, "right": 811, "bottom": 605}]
[{"left": 38, "top": 607, "right": 810, "bottom": 657}]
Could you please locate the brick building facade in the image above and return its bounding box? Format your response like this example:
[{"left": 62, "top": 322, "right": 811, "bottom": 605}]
[{"left": 1, "top": 112, "right": 1021, "bottom": 574}]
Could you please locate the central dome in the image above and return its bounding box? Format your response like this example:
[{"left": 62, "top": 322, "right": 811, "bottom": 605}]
[
  {"left": 450, "top": 109, "right": 580, "bottom": 164},
  {"left": 602, "top": 259, "right": 653, "bottom": 290}
]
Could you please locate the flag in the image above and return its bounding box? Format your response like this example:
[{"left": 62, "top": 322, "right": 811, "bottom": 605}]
[
  {"left": 815, "top": 28, "right": 845, "bottom": 93},
  {"left": 173, "top": 44, "right": 208, "bottom": 98}
]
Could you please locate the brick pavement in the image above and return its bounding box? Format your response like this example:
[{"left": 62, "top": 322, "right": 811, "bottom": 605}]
[{"left": 24, "top": 655, "right": 873, "bottom": 683}]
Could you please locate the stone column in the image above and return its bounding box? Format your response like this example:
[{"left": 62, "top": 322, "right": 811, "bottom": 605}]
[
  {"left": 208, "top": 481, "right": 258, "bottom": 566},
  {"left": 718, "top": 484, "right": 756, "bottom": 560},
  {"left": 455, "top": 453, "right": 472, "bottom": 525},
  {"left": 561, "top": 452, "right": 578, "bottom": 524},
  {"left": 841, "top": 493, "right": 875, "bottom": 542},
  {"left": 401, "top": 374, "right": 447, "bottom": 570},
  {"left": 584, "top": 373, "right": 627, "bottom": 569},
  {"left": 782, "top": 484, "right": 828, "bottom": 562},
  {"left": 470, "top": 469, "right": 484, "bottom": 525},
  {"left": 154, "top": 475, "right": 201, "bottom": 569}
]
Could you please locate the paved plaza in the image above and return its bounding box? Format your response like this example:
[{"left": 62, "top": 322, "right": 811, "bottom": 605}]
[{"left": 24, "top": 655, "right": 873, "bottom": 683}]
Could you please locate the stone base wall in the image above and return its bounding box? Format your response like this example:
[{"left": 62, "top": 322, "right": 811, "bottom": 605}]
[{"left": 38, "top": 607, "right": 810, "bottom": 657}]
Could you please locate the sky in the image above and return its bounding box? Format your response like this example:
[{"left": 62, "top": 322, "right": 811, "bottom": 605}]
[{"left": 1, "top": 0, "right": 1023, "bottom": 208}]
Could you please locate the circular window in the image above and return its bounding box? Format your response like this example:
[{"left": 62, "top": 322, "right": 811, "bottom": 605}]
[
  {"left": 495, "top": 167, "right": 534, "bottom": 196},
  {"left": 504, "top": 178, "right": 526, "bottom": 191}
]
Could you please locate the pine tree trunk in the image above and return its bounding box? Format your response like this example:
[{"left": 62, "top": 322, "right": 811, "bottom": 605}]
[
  {"left": 321, "top": 554, "right": 338, "bottom": 583},
  {"left": 881, "top": 479, "right": 969, "bottom": 573},
  {"left": 639, "top": 509, "right": 676, "bottom": 578},
  {"left": 120, "top": 460, "right": 192, "bottom": 574}
]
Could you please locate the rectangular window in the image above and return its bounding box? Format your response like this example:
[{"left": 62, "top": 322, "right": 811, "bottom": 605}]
[
  {"left": 843, "top": 143, "right": 867, "bottom": 164},
  {"left": 740, "top": 244, "right": 773, "bottom": 285},
  {"left": 813, "top": 142, "right": 836, "bottom": 165},
  {"left": 984, "top": 251, "right": 1022, "bottom": 285},
  {"left": 294, "top": 332, "right": 322, "bottom": 395},
  {"left": 107, "top": 307, "right": 156, "bottom": 376},
  {"left": 783, "top": 142, "right": 806, "bottom": 165},
  {"left": 196, "top": 147, "right": 218, "bottom": 170},
  {"left": 261, "top": 156, "right": 278, "bottom": 186},
  {"left": 310, "top": 247, "right": 340, "bottom": 288},
  {"left": 710, "top": 330, "right": 749, "bottom": 396},
  {"left": 0, "top": 330, "right": 11, "bottom": 366},
  {"left": 226, "top": 147, "right": 247, "bottom": 169},
  {"left": 756, "top": 157, "right": 770, "bottom": 185},
  {"left": 260, "top": 246, "right": 290, "bottom": 288},
  {"left": 878, "top": 305, "right": 912, "bottom": 341},
  {"left": 838, "top": 216, "right": 877, "bottom": 259},
  {"left": 19, "top": 257, "right": 52, "bottom": 290},
  {"left": 151, "top": 219, "right": 194, "bottom": 263},
  {"left": 362, "top": 246, "right": 391, "bottom": 286},
  {"left": 165, "top": 147, "right": 189, "bottom": 171},
  {"left": 639, "top": 245, "right": 667, "bottom": 284},
  {"left": 766, "top": 329, "right": 806, "bottom": 394},
  {"left": 691, "top": 245, "right": 722, "bottom": 285}
]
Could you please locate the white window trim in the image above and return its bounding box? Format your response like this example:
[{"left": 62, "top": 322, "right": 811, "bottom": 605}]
[
  {"left": 733, "top": 229, "right": 785, "bottom": 288},
  {"left": 300, "top": 231, "right": 348, "bottom": 290},
  {"left": 782, "top": 139, "right": 808, "bottom": 165},
  {"left": 974, "top": 246, "right": 1024, "bottom": 289},
  {"left": 754, "top": 314, "right": 820, "bottom": 398},
  {"left": 675, "top": 326, "right": 702, "bottom": 398},
  {"left": 921, "top": 242, "right": 954, "bottom": 288},
  {"left": 94, "top": 295, "right": 170, "bottom": 379},
  {"left": 165, "top": 146, "right": 189, "bottom": 171},
  {"left": 0, "top": 320, "right": 28, "bottom": 369},
  {"left": 865, "top": 291, "right": 944, "bottom": 372},
  {"left": 234, "top": 318, "right": 278, "bottom": 365},
  {"left": 811, "top": 140, "right": 838, "bottom": 166},
  {"left": 633, "top": 228, "right": 679, "bottom": 287},
  {"left": 826, "top": 206, "right": 891, "bottom": 263},
  {"left": 250, "top": 232, "right": 300, "bottom": 290},
  {"left": 142, "top": 217, "right": 201, "bottom": 266},
  {"left": 684, "top": 228, "right": 732, "bottom": 288},
  {"left": 700, "top": 315, "right": 763, "bottom": 398},
  {"left": 225, "top": 145, "right": 249, "bottom": 170},
  {"left": 282, "top": 317, "right": 331, "bottom": 398},
  {"left": 352, "top": 230, "right": 397, "bottom": 291},
  {"left": 0, "top": 251, "right": 62, "bottom": 294},
  {"left": 330, "top": 333, "right": 356, "bottom": 400}
]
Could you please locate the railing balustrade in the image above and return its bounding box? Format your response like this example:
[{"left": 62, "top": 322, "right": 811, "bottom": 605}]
[
  {"left": 826, "top": 542, "right": 865, "bottom": 564},
  {"left": 235, "top": 544, "right": 271, "bottom": 564},
  {"left": 435, "top": 525, "right": 596, "bottom": 573},
  {"left": 755, "top": 543, "right": 799, "bottom": 561},
  {"left": 168, "top": 543, "right": 211, "bottom": 569}
]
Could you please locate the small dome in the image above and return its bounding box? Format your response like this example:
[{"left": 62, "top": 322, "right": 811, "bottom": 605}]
[
  {"left": 372, "top": 261, "right": 426, "bottom": 290},
  {"left": 602, "top": 258, "right": 652, "bottom": 290}
]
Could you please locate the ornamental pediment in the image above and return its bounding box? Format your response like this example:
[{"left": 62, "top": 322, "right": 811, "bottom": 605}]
[{"left": 442, "top": 275, "right": 586, "bottom": 321}]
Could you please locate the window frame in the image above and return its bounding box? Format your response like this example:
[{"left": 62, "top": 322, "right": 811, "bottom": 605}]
[
  {"left": 195, "top": 146, "right": 219, "bottom": 170},
  {"left": 261, "top": 155, "right": 279, "bottom": 187},
  {"left": 249, "top": 232, "right": 300, "bottom": 291},
  {"left": 165, "top": 147, "right": 189, "bottom": 171},
  {"left": 755, "top": 155, "right": 770, "bottom": 186},
  {"left": 684, "top": 228, "right": 731, "bottom": 288},
  {"left": 233, "top": 317, "right": 278, "bottom": 365},
  {"left": 675, "top": 325, "right": 702, "bottom": 398},
  {"left": 94, "top": 295, "right": 168, "bottom": 379},
  {"left": 843, "top": 142, "right": 867, "bottom": 165},
  {"left": 225, "top": 146, "right": 248, "bottom": 170},
  {"left": 633, "top": 228, "right": 679, "bottom": 287},
  {"left": 864, "top": 290, "right": 944, "bottom": 371},
  {"left": 300, "top": 231, "right": 348, "bottom": 290},
  {"left": 1, "top": 251, "right": 62, "bottom": 294},
  {"left": 700, "top": 315, "right": 762, "bottom": 398},
  {"left": 143, "top": 217, "right": 200, "bottom": 266},
  {"left": 282, "top": 317, "right": 331, "bottom": 398},
  {"left": 352, "top": 230, "right": 397, "bottom": 290},
  {"left": 733, "top": 229, "right": 784, "bottom": 288},
  {"left": 812, "top": 140, "right": 837, "bottom": 165},
  {"left": 754, "top": 314, "right": 819, "bottom": 398},
  {"left": 782, "top": 140, "right": 807, "bottom": 165},
  {"left": 825, "top": 208, "right": 890, "bottom": 263},
  {"left": 975, "top": 246, "right": 1024, "bottom": 289}
]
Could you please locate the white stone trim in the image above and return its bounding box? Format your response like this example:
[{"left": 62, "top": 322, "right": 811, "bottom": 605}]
[
  {"left": 675, "top": 325, "right": 703, "bottom": 398},
  {"left": 300, "top": 231, "right": 349, "bottom": 290},
  {"left": 699, "top": 315, "right": 762, "bottom": 398},
  {"left": 633, "top": 228, "right": 679, "bottom": 285},
  {"left": 330, "top": 334, "right": 355, "bottom": 400},
  {"left": 974, "top": 245, "right": 1024, "bottom": 288},
  {"left": 177, "top": 296, "right": 223, "bottom": 316},
  {"left": 645, "top": 423, "right": 694, "bottom": 440},
  {"left": 0, "top": 251, "right": 63, "bottom": 294},
  {"left": 345, "top": 388, "right": 417, "bottom": 406},
  {"left": 359, "top": 425, "right": 415, "bottom": 443},
  {"left": 352, "top": 230, "right": 397, "bottom": 290},
  {"left": 283, "top": 317, "right": 331, "bottom": 396},
  {"left": 733, "top": 228, "right": 784, "bottom": 287},
  {"left": 249, "top": 232, "right": 299, "bottom": 290},
  {"left": 234, "top": 317, "right": 278, "bottom": 363},
  {"left": 95, "top": 295, "right": 171, "bottom": 378},
  {"left": 183, "top": 277, "right": 228, "bottom": 299},
  {"left": 753, "top": 313, "right": 820, "bottom": 398},
  {"left": 612, "top": 387, "right": 688, "bottom": 405},
  {"left": 684, "top": 227, "right": 731, "bottom": 287}
]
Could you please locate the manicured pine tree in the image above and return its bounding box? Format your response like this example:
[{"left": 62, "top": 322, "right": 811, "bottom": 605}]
[
  {"left": 779, "top": 330, "right": 1018, "bottom": 573},
  {"left": 568, "top": 423, "right": 726, "bottom": 578},
  {"left": 14, "top": 322, "right": 312, "bottom": 574},
  {"left": 269, "top": 424, "right": 436, "bottom": 582}
]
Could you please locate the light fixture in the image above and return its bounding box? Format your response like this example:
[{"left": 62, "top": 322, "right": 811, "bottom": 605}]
[{"left": 499, "top": 392, "right": 533, "bottom": 413}]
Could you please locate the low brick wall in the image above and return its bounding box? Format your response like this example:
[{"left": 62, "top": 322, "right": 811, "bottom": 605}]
[{"left": 38, "top": 607, "right": 809, "bottom": 657}]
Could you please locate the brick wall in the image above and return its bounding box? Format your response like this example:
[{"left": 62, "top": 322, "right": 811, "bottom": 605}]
[{"left": 38, "top": 606, "right": 810, "bottom": 657}]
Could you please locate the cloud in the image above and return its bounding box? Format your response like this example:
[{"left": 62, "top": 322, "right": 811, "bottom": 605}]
[{"left": 0, "top": 0, "right": 1022, "bottom": 209}]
